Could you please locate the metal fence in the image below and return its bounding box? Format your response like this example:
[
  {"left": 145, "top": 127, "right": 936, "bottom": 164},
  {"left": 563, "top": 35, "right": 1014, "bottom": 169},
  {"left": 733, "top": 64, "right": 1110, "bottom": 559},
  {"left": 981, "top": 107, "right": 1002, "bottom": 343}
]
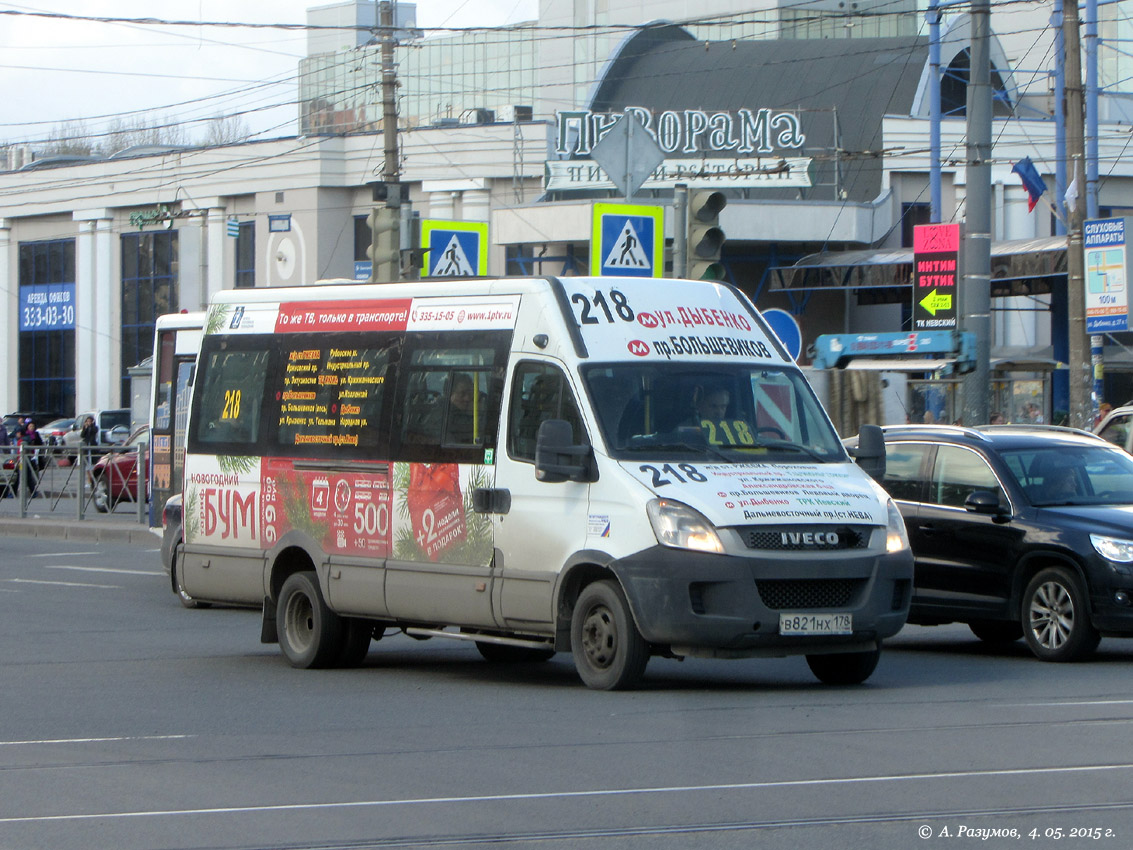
[{"left": 0, "top": 443, "right": 148, "bottom": 523}]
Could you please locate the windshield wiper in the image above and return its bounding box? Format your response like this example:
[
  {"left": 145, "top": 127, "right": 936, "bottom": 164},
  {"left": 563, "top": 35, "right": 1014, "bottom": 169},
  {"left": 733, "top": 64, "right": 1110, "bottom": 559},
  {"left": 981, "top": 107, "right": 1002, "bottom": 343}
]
[
  {"left": 748, "top": 439, "right": 828, "bottom": 462},
  {"left": 625, "top": 438, "right": 732, "bottom": 463}
]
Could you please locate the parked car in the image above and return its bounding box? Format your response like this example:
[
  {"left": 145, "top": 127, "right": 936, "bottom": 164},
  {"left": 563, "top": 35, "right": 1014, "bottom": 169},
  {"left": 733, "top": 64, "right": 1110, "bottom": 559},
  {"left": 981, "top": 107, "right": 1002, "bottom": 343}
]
[
  {"left": 1095, "top": 404, "right": 1133, "bottom": 452},
  {"left": 848, "top": 423, "right": 1133, "bottom": 661},
  {"left": 160, "top": 494, "right": 206, "bottom": 608},
  {"left": 89, "top": 425, "right": 148, "bottom": 512},
  {"left": 62, "top": 408, "right": 131, "bottom": 447},
  {"left": 40, "top": 418, "right": 76, "bottom": 445},
  {"left": 3, "top": 410, "right": 65, "bottom": 439}
]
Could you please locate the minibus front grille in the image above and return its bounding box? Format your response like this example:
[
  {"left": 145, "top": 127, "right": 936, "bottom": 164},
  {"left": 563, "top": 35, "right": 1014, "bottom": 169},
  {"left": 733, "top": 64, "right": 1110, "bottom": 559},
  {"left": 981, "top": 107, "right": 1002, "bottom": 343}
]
[
  {"left": 755, "top": 578, "right": 864, "bottom": 610},
  {"left": 739, "top": 525, "right": 870, "bottom": 551}
]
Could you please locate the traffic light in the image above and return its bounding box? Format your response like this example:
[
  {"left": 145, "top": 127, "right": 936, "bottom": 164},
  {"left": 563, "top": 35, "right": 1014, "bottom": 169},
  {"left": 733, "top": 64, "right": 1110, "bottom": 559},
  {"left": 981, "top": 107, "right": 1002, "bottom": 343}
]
[
  {"left": 367, "top": 205, "right": 400, "bottom": 282},
  {"left": 687, "top": 190, "right": 727, "bottom": 280}
]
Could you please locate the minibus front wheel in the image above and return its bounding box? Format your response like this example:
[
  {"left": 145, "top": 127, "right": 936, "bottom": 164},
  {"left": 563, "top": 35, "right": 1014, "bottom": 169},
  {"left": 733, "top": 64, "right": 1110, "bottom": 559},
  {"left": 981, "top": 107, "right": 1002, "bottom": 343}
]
[
  {"left": 277, "top": 571, "right": 344, "bottom": 669},
  {"left": 805, "top": 647, "right": 880, "bottom": 685},
  {"left": 571, "top": 579, "right": 649, "bottom": 690}
]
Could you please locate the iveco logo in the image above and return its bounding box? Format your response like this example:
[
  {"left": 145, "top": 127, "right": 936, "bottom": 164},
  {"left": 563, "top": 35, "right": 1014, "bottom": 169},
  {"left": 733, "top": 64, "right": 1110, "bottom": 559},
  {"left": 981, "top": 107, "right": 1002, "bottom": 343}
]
[{"left": 781, "top": 531, "right": 841, "bottom": 547}]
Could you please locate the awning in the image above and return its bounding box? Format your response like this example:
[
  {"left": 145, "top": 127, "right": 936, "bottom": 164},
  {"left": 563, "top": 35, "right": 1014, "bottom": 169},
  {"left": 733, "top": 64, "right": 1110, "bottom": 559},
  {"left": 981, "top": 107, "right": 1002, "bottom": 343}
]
[{"left": 768, "top": 236, "right": 1067, "bottom": 293}]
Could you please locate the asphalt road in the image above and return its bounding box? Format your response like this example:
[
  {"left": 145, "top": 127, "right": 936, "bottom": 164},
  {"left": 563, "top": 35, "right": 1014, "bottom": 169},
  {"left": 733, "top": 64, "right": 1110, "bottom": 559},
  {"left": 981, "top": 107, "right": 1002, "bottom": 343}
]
[{"left": 1, "top": 534, "right": 1132, "bottom": 850}]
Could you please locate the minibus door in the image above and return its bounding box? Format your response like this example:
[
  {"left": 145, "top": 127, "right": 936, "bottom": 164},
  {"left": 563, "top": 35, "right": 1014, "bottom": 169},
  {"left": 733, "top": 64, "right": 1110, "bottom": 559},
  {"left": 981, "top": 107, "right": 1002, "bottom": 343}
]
[{"left": 487, "top": 362, "right": 590, "bottom": 629}]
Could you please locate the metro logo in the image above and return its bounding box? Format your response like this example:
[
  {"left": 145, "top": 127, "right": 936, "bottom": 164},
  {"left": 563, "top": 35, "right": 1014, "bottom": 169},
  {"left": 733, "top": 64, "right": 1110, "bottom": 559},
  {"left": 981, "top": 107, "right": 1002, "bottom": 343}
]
[
  {"left": 637, "top": 312, "right": 660, "bottom": 329},
  {"left": 627, "top": 339, "right": 651, "bottom": 357}
]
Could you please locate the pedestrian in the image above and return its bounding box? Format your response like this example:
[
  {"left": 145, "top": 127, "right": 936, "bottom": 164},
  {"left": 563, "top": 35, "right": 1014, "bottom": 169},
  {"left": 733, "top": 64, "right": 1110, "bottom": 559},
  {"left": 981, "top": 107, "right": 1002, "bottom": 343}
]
[
  {"left": 80, "top": 415, "right": 99, "bottom": 446},
  {"left": 20, "top": 421, "right": 45, "bottom": 496}
]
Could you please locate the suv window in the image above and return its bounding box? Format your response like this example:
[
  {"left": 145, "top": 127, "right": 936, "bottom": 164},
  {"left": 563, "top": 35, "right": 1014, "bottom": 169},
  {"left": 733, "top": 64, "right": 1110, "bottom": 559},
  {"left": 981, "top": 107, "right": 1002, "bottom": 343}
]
[
  {"left": 881, "top": 442, "right": 932, "bottom": 502},
  {"left": 930, "top": 445, "right": 1004, "bottom": 508}
]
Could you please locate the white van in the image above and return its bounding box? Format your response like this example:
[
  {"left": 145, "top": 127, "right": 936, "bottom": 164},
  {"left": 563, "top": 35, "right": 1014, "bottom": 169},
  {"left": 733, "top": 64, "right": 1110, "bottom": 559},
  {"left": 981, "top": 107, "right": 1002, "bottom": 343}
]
[{"left": 177, "top": 276, "right": 912, "bottom": 689}]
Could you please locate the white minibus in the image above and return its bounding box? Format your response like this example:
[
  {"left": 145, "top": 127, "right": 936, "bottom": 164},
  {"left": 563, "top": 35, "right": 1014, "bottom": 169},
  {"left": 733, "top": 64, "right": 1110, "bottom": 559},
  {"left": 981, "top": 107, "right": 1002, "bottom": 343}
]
[{"left": 177, "top": 276, "right": 912, "bottom": 689}]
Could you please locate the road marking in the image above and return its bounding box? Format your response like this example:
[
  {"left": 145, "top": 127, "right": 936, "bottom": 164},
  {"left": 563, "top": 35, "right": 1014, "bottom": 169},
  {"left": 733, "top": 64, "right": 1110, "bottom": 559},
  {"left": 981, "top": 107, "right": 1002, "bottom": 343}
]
[
  {"left": 45, "top": 565, "right": 163, "bottom": 577},
  {"left": 29, "top": 552, "right": 100, "bottom": 558},
  {"left": 0, "top": 734, "right": 191, "bottom": 748},
  {"left": 1004, "top": 699, "right": 1133, "bottom": 707},
  {"left": 4, "top": 578, "right": 120, "bottom": 589},
  {"left": 2, "top": 762, "right": 1132, "bottom": 824}
]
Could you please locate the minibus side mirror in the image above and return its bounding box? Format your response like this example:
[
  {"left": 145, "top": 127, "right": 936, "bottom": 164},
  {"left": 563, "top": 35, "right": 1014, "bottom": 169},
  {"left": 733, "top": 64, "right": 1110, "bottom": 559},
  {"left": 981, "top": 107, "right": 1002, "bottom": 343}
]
[
  {"left": 850, "top": 424, "right": 886, "bottom": 480},
  {"left": 535, "top": 419, "right": 596, "bottom": 483}
]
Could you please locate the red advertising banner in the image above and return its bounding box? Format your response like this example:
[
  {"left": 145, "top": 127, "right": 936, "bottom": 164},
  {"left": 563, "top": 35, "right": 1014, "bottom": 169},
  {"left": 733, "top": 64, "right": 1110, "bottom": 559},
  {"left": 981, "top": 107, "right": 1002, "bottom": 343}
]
[
  {"left": 275, "top": 299, "right": 412, "bottom": 333},
  {"left": 406, "top": 463, "right": 467, "bottom": 562},
  {"left": 260, "top": 457, "right": 392, "bottom": 556}
]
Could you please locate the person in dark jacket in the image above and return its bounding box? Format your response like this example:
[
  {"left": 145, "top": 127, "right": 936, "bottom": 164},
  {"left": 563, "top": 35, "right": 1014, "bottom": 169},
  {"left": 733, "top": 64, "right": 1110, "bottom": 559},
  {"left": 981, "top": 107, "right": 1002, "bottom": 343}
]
[{"left": 80, "top": 415, "right": 99, "bottom": 446}]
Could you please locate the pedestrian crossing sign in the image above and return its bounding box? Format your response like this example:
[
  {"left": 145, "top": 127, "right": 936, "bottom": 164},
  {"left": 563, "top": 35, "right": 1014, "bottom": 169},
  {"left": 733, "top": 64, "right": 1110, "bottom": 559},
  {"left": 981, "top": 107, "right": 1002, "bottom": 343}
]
[
  {"left": 422, "top": 219, "right": 489, "bottom": 277},
  {"left": 591, "top": 203, "right": 663, "bottom": 277}
]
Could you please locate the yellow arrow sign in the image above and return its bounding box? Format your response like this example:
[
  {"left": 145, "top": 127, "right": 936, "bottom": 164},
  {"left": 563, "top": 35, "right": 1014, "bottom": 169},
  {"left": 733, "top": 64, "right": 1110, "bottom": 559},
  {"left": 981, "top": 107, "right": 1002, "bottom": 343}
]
[{"left": 919, "top": 288, "right": 953, "bottom": 316}]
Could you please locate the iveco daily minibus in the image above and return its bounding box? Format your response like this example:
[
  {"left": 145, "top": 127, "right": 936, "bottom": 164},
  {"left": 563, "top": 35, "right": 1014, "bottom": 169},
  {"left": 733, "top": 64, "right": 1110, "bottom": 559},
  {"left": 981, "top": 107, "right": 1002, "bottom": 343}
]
[{"left": 175, "top": 276, "right": 912, "bottom": 689}]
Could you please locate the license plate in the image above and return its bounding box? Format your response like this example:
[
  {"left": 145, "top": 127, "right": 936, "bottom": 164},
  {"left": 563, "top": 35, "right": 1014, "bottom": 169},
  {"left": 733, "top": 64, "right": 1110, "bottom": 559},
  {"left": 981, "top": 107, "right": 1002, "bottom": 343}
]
[{"left": 779, "top": 613, "right": 853, "bottom": 635}]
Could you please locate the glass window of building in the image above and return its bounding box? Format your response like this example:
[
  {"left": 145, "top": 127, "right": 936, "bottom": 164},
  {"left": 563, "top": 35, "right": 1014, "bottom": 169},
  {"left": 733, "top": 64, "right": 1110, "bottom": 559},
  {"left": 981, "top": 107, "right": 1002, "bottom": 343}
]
[
  {"left": 17, "top": 239, "right": 77, "bottom": 416},
  {"left": 121, "top": 231, "right": 178, "bottom": 404},
  {"left": 235, "top": 221, "right": 255, "bottom": 288}
]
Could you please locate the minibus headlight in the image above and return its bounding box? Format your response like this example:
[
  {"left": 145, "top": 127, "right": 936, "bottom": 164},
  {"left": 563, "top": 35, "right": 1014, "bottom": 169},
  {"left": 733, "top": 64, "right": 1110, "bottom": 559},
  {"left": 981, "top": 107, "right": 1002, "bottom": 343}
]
[
  {"left": 886, "top": 500, "right": 910, "bottom": 554},
  {"left": 1091, "top": 533, "right": 1133, "bottom": 563},
  {"left": 647, "top": 498, "right": 724, "bottom": 554}
]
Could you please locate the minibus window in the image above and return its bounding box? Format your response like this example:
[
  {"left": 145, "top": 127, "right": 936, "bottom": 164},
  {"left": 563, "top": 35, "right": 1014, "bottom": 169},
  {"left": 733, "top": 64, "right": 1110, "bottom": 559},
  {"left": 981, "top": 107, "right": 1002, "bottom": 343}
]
[
  {"left": 195, "top": 347, "right": 270, "bottom": 447},
  {"left": 272, "top": 333, "right": 396, "bottom": 457},
  {"left": 394, "top": 335, "right": 507, "bottom": 463},
  {"left": 508, "top": 363, "right": 583, "bottom": 462},
  {"left": 582, "top": 363, "right": 845, "bottom": 462}
]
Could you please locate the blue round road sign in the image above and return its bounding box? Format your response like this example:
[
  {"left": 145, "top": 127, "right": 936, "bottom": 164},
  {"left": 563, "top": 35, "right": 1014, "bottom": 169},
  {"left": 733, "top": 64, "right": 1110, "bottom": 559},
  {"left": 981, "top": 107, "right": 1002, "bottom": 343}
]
[{"left": 762, "top": 308, "right": 802, "bottom": 361}]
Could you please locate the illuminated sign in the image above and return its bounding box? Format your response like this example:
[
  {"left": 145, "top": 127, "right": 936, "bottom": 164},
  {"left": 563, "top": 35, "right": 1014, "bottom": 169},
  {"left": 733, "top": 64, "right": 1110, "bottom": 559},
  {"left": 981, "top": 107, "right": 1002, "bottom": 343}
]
[{"left": 913, "top": 223, "right": 960, "bottom": 331}]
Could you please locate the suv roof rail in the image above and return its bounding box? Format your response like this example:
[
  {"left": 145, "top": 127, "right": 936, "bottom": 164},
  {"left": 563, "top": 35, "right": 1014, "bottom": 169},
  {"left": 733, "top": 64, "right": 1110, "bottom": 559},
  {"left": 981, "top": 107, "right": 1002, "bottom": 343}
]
[
  {"left": 977, "top": 423, "right": 1106, "bottom": 441},
  {"left": 879, "top": 423, "right": 993, "bottom": 442}
]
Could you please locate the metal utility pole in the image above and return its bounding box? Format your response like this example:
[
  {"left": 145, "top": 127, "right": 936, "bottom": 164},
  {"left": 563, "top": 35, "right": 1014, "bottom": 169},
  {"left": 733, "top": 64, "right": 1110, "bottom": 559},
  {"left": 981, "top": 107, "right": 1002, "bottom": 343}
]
[
  {"left": 960, "top": 0, "right": 991, "bottom": 427},
  {"left": 1064, "top": 0, "right": 1091, "bottom": 428},
  {"left": 368, "top": 0, "right": 402, "bottom": 283},
  {"left": 380, "top": 1, "right": 399, "bottom": 191}
]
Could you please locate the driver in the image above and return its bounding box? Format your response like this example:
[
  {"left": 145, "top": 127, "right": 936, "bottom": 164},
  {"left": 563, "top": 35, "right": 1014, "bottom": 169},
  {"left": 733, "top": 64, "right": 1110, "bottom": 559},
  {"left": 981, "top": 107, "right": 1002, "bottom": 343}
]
[{"left": 684, "top": 383, "right": 730, "bottom": 427}]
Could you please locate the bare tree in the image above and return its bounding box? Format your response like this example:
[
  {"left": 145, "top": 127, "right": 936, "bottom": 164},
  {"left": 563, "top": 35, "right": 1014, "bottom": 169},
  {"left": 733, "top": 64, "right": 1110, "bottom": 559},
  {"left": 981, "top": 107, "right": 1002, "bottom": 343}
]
[
  {"left": 42, "top": 121, "right": 96, "bottom": 156},
  {"left": 103, "top": 115, "right": 189, "bottom": 154},
  {"left": 201, "top": 114, "right": 251, "bottom": 147}
]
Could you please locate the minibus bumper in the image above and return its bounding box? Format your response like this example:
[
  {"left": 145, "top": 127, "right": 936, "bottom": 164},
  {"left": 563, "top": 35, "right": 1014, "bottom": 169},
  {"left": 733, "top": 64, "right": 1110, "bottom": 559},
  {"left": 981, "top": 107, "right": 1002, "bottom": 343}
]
[{"left": 610, "top": 545, "right": 913, "bottom": 656}]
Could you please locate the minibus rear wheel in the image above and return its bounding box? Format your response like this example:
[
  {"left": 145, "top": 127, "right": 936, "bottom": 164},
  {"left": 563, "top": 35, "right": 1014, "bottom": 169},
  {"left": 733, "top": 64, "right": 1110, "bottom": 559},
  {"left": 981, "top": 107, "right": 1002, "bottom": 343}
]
[
  {"left": 571, "top": 579, "right": 649, "bottom": 690},
  {"left": 277, "top": 571, "right": 344, "bottom": 669}
]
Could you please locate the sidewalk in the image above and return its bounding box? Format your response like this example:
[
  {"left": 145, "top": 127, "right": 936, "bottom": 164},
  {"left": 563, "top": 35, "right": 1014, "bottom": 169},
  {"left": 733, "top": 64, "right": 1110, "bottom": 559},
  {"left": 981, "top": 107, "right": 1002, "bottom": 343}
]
[{"left": 0, "top": 506, "right": 160, "bottom": 545}]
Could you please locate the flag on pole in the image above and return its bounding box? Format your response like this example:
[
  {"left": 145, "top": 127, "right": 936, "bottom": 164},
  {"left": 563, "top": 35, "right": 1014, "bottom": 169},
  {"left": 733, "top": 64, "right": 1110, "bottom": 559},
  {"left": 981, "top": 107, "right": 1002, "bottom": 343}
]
[
  {"left": 1011, "top": 158, "right": 1048, "bottom": 212},
  {"left": 1064, "top": 176, "right": 1080, "bottom": 212}
]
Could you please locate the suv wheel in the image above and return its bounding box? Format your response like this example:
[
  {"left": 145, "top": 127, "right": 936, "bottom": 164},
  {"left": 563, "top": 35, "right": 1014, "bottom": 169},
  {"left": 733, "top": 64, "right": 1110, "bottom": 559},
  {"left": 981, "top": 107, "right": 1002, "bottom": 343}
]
[{"left": 1022, "top": 567, "right": 1100, "bottom": 662}]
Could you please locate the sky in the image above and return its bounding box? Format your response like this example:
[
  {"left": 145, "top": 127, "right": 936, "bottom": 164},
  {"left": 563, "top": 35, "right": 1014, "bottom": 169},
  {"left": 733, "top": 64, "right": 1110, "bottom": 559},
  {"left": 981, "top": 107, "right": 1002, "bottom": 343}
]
[{"left": 0, "top": 1, "right": 539, "bottom": 149}]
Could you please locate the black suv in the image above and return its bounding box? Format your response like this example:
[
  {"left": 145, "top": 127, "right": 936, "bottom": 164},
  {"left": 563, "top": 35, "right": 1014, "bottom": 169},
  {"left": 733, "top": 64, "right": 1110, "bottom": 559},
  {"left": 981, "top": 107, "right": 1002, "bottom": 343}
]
[{"left": 851, "top": 424, "right": 1133, "bottom": 661}]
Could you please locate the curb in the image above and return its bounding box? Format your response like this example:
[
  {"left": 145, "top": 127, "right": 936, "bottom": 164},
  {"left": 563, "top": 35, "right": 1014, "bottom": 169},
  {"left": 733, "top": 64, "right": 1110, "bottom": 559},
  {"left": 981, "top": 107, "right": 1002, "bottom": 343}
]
[{"left": 0, "top": 516, "right": 161, "bottom": 545}]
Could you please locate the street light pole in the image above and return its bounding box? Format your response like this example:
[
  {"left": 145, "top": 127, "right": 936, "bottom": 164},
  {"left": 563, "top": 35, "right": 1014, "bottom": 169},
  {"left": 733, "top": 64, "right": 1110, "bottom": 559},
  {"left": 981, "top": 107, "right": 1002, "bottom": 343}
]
[
  {"left": 960, "top": 0, "right": 992, "bottom": 427},
  {"left": 1064, "top": 0, "right": 1091, "bottom": 428}
]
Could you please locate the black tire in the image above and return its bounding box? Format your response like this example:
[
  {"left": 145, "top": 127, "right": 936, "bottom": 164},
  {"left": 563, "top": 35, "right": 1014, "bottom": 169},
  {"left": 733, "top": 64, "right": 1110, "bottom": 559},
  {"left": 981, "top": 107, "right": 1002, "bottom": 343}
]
[
  {"left": 806, "top": 647, "right": 881, "bottom": 685},
  {"left": 336, "top": 618, "right": 373, "bottom": 667},
  {"left": 1022, "top": 567, "right": 1100, "bottom": 662},
  {"left": 92, "top": 478, "right": 111, "bottom": 513},
  {"left": 968, "top": 619, "right": 1023, "bottom": 644},
  {"left": 276, "top": 571, "right": 344, "bottom": 669},
  {"left": 570, "top": 579, "right": 649, "bottom": 690},
  {"left": 475, "top": 641, "right": 555, "bottom": 663},
  {"left": 171, "top": 543, "right": 208, "bottom": 609}
]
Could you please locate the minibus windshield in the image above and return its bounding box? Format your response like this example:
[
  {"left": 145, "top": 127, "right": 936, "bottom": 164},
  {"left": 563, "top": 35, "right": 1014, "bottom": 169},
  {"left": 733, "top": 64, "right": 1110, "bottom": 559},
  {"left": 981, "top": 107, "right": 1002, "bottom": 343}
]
[{"left": 582, "top": 363, "right": 847, "bottom": 462}]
